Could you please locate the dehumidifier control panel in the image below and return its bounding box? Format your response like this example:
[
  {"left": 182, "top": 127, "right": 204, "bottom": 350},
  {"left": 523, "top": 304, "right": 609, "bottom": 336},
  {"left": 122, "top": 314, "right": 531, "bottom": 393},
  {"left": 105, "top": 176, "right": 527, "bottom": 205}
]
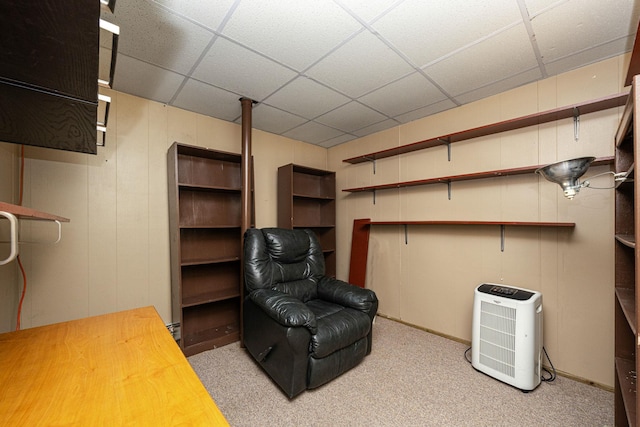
[{"left": 477, "top": 283, "right": 534, "bottom": 301}]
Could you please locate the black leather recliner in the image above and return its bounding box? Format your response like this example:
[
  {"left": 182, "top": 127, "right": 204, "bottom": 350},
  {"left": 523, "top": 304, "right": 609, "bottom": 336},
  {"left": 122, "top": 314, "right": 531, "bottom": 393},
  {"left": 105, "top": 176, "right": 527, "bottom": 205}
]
[{"left": 243, "top": 227, "right": 378, "bottom": 398}]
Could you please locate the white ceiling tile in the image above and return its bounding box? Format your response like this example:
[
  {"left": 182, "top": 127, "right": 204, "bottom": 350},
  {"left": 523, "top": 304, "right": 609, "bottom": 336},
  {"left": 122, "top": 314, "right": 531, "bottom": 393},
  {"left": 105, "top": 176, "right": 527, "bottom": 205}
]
[
  {"left": 532, "top": 0, "right": 640, "bottom": 64},
  {"left": 106, "top": 0, "right": 215, "bottom": 75},
  {"left": 111, "top": 54, "right": 186, "bottom": 104},
  {"left": 453, "top": 68, "right": 542, "bottom": 105},
  {"left": 172, "top": 79, "right": 243, "bottom": 121},
  {"left": 315, "top": 102, "right": 388, "bottom": 133},
  {"left": 336, "top": 0, "right": 405, "bottom": 23},
  {"left": 192, "top": 37, "right": 298, "bottom": 101},
  {"left": 305, "top": 30, "right": 414, "bottom": 98},
  {"left": 282, "top": 121, "right": 345, "bottom": 145},
  {"left": 544, "top": 35, "right": 635, "bottom": 77},
  {"left": 394, "top": 99, "right": 458, "bottom": 124},
  {"left": 318, "top": 133, "right": 358, "bottom": 148},
  {"left": 358, "top": 72, "right": 448, "bottom": 117},
  {"left": 372, "top": 0, "right": 522, "bottom": 67},
  {"left": 352, "top": 119, "right": 399, "bottom": 137},
  {"left": 152, "top": 0, "right": 237, "bottom": 31},
  {"left": 220, "top": 0, "right": 363, "bottom": 71},
  {"left": 523, "top": 0, "right": 570, "bottom": 17},
  {"left": 263, "top": 77, "right": 351, "bottom": 119},
  {"left": 248, "top": 104, "right": 308, "bottom": 135},
  {"left": 424, "top": 24, "right": 538, "bottom": 97}
]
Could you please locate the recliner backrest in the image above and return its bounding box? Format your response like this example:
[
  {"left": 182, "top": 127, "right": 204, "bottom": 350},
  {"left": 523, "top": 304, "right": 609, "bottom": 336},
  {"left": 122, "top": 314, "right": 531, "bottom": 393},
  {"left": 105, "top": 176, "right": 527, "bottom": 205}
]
[{"left": 244, "top": 228, "right": 325, "bottom": 301}]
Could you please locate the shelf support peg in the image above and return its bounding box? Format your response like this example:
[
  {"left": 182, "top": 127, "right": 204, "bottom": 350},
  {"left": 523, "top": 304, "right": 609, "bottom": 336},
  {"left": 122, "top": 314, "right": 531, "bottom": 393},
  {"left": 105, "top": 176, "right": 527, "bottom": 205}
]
[
  {"left": 500, "top": 225, "right": 505, "bottom": 252},
  {"left": 404, "top": 224, "right": 408, "bottom": 244},
  {"left": 447, "top": 181, "right": 452, "bottom": 200},
  {"left": 372, "top": 189, "right": 376, "bottom": 205}
]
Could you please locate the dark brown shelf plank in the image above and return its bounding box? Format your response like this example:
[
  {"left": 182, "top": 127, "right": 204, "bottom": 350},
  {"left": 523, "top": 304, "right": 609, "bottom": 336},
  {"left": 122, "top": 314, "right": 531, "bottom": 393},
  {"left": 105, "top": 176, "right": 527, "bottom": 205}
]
[
  {"left": 292, "top": 193, "right": 335, "bottom": 200},
  {"left": 616, "top": 287, "right": 637, "bottom": 337},
  {"left": 344, "top": 93, "right": 628, "bottom": 164},
  {"left": 616, "top": 234, "right": 637, "bottom": 249},
  {"left": 370, "top": 220, "right": 575, "bottom": 227},
  {"left": 178, "top": 183, "right": 242, "bottom": 193},
  {"left": 615, "top": 357, "right": 637, "bottom": 426},
  {"left": 343, "top": 157, "right": 614, "bottom": 193},
  {"left": 616, "top": 88, "right": 635, "bottom": 148},
  {"left": 180, "top": 256, "right": 240, "bottom": 267},
  {"left": 182, "top": 292, "right": 241, "bottom": 308},
  {"left": 0, "top": 201, "right": 70, "bottom": 222}
]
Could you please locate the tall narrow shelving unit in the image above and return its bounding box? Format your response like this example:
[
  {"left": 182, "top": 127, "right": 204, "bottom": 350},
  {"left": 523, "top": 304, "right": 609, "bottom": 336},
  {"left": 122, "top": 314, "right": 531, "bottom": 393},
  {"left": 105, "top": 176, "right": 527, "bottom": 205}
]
[
  {"left": 278, "top": 164, "right": 336, "bottom": 277},
  {"left": 168, "top": 142, "right": 251, "bottom": 356},
  {"left": 614, "top": 75, "right": 640, "bottom": 427}
]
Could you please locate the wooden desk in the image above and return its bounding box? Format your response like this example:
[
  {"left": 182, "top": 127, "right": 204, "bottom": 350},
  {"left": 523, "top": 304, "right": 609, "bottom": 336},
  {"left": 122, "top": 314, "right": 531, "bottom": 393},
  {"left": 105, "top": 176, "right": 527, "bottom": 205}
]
[{"left": 0, "top": 306, "right": 229, "bottom": 426}]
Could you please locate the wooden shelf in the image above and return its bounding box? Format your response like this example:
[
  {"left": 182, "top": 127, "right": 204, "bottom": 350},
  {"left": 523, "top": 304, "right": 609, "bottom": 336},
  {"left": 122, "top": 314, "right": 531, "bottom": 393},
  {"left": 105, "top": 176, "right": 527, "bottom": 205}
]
[
  {"left": 343, "top": 93, "right": 628, "bottom": 164},
  {"left": 343, "top": 157, "right": 614, "bottom": 193},
  {"left": 615, "top": 357, "right": 638, "bottom": 426},
  {"left": 369, "top": 220, "right": 575, "bottom": 227},
  {"left": 616, "top": 287, "right": 637, "bottom": 336},
  {"left": 0, "top": 201, "right": 69, "bottom": 222}
]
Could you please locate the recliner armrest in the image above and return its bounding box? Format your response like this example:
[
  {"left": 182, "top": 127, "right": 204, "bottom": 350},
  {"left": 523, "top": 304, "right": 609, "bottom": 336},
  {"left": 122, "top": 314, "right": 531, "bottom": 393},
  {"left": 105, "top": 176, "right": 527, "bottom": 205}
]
[
  {"left": 249, "top": 289, "right": 317, "bottom": 334},
  {"left": 317, "top": 277, "right": 378, "bottom": 316}
]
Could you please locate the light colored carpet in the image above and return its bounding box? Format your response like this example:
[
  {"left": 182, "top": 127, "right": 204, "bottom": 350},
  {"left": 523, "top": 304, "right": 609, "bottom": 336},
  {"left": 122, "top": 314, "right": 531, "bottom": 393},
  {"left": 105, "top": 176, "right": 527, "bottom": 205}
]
[{"left": 189, "top": 316, "right": 613, "bottom": 426}]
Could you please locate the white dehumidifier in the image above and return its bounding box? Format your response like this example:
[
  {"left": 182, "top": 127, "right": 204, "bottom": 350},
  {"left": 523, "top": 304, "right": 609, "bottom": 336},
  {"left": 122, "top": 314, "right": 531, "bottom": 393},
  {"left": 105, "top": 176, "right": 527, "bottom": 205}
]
[{"left": 471, "top": 283, "right": 543, "bottom": 391}]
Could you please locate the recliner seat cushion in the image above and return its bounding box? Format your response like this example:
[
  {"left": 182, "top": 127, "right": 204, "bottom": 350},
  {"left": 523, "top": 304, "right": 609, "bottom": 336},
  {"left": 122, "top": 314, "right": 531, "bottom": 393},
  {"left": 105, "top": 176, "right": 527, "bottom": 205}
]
[{"left": 307, "top": 300, "right": 371, "bottom": 358}]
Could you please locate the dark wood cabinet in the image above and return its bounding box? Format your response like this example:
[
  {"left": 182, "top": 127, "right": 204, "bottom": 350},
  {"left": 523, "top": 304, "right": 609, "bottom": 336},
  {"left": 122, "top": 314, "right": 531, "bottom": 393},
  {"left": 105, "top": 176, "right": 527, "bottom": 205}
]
[
  {"left": 614, "top": 75, "right": 639, "bottom": 427},
  {"left": 0, "top": 1, "right": 100, "bottom": 154},
  {"left": 278, "top": 164, "right": 336, "bottom": 277},
  {"left": 168, "top": 142, "right": 249, "bottom": 356}
]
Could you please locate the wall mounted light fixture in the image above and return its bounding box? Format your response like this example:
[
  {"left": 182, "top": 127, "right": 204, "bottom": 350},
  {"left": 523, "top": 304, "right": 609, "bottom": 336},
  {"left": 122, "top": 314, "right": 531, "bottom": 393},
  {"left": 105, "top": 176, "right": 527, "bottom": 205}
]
[{"left": 536, "top": 156, "right": 629, "bottom": 199}]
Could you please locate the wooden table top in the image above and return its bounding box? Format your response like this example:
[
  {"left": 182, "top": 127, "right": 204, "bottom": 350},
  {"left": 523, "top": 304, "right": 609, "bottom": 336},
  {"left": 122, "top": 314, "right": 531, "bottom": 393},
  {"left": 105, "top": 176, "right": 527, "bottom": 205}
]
[{"left": 0, "top": 306, "right": 229, "bottom": 426}]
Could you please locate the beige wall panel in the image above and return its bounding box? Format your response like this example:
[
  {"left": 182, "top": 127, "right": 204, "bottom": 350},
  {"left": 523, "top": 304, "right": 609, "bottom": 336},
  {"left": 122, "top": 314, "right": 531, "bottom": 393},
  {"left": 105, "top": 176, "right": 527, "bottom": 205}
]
[
  {"left": 196, "top": 113, "right": 240, "bottom": 153},
  {"left": 148, "top": 101, "right": 171, "bottom": 322},
  {"left": 253, "top": 130, "right": 293, "bottom": 228},
  {"left": 292, "top": 139, "right": 327, "bottom": 170},
  {"left": 499, "top": 82, "right": 539, "bottom": 119},
  {"left": 115, "top": 94, "right": 150, "bottom": 312},
  {"left": 500, "top": 175, "right": 540, "bottom": 221},
  {"left": 88, "top": 89, "right": 118, "bottom": 317},
  {"left": 166, "top": 105, "right": 197, "bottom": 148},
  {"left": 366, "top": 228, "right": 403, "bottom": 317},
  {"left": 26, "top": 148, "right": 89, "bottom": 328},
  {"left": 399, "top": 227, "right": 497, "bottom": 339},
  {"left": 556, "top": 57, "right": 623, "bottom": 105}
]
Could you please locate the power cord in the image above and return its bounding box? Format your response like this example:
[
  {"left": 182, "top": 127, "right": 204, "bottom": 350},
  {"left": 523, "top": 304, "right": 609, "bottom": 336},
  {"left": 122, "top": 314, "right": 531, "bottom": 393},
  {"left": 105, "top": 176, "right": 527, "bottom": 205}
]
[{"left": 541, "top": 346, "right": 556, "bottom": 382}]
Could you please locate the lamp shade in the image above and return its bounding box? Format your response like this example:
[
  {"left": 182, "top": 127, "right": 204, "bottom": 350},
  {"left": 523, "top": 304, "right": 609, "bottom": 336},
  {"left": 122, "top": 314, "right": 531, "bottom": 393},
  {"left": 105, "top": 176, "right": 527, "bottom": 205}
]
[{"left": 535, "top": 157, "right": 595, "bottom": 199}]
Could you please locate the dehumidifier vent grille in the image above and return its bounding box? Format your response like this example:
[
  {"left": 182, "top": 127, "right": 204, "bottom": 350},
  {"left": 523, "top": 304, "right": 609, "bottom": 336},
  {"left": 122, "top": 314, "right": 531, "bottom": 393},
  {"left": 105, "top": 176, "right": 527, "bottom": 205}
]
[{"left": 478, "top": 301, "right": 516, "bottom": 378}]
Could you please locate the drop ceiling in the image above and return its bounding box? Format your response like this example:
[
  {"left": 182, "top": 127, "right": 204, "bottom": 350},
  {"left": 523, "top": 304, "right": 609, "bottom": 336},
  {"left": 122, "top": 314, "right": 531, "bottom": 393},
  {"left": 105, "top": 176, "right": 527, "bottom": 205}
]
[{"left": 100, "top": 0, "right": 640, "bottom": 147}]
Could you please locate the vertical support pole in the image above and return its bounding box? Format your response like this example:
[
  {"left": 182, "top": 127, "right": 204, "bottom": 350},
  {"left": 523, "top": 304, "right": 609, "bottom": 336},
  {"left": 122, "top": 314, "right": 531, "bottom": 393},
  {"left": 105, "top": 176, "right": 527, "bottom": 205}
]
[
  {"left": 500, "top": 225, "right": 505, "bottom": 252},
  {"left": 240, "top": 97, "right": 254, "bottom": 348},
  {"left": 404, "top": 224, "right": 408, "bottom": 245}
]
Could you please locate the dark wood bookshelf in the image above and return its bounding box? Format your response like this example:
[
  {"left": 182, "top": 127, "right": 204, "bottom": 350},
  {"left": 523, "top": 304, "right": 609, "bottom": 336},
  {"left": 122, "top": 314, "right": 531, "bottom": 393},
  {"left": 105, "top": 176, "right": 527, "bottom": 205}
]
[
  {"left": 278, "top": 164, "right": 336, "bottom": 277},
  {"left": 168, "top": 142, "right": 251, "bottom": 356}
]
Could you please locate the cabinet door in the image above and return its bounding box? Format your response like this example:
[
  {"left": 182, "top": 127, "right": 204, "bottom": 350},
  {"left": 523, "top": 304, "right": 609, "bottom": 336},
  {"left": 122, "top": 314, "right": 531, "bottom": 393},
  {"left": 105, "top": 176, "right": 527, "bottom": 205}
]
[{"left": 0, "top": 1, "right": 100, "bottom": 102}]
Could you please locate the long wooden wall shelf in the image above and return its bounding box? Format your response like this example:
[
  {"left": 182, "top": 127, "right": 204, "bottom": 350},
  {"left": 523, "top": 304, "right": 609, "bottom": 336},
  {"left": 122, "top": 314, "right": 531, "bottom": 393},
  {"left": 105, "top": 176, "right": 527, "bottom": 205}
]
[
  {"left": 0, "top": 201, "right": 70, "bottom": 222},
  {"left": 343, "top": 156, "right": 614, "bottom": 195},
  {"left": 343, "top": 92, "right": 628, "bottom": 165},
  {"left": 370, "top": 220, "right": 575, "bottom": 227}
]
